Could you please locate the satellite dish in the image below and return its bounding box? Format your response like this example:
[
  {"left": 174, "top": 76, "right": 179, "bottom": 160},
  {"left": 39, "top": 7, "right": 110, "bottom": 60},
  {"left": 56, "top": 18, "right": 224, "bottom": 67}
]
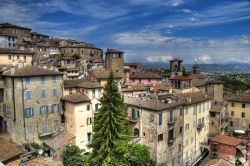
[{"left": 38, "top": 149, "right": 44, "bottom": 155}]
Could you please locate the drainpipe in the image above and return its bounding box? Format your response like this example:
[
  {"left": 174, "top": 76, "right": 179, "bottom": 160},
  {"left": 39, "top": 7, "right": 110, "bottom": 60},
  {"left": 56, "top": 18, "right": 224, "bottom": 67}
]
[
  {"left": 21, "top": 77, "right": 27, "bottom": 141},
  {"left": 12, "top": 77, "right": 16, "bottom": 123}
]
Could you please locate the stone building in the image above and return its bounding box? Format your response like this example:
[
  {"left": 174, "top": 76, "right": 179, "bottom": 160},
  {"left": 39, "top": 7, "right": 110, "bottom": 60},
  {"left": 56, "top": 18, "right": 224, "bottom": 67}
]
[
  {"left": 105, "top": 48, "right": 125, "bottom": 76},
  {"left": 121, "top": 84, "right": 149, "bottom": 98},
  {"left": 0, "top": 48, "right": 34, "bottom": 66},
  {"left": 209, "top": 103, "right": 228, "bottom": 137},
  {"left": 124, "top": 97, "right": 184, "bottom": 166},
  {"left": 0, "top": 33, "right": 17, "bottom": 49},
  {"left": 0, "top": 66, "right": 63, "bottom": 144},
  {"left": 227, "top": 94, "right": 250, "bottom": 135},
  {"left": 59, "top": 43, "right": 102, "bottom": 60},
  {"left": 0, "top": 23, "right": 32, "bottom": 45},
  {"left": 169, "top": 59, "right": 193, "bottom": 93}
]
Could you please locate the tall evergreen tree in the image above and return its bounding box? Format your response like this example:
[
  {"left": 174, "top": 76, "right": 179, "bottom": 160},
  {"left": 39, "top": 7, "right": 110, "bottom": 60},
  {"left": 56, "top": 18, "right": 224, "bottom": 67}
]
[{"left": 90, "top": 72, "right": 129, "bottom": 165}]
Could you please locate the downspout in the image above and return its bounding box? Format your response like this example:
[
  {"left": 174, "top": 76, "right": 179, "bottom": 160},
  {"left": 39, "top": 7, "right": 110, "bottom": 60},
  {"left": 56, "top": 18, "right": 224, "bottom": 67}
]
[
  {"left": 12, "top": 77, "right": 16, "bottom": 123},
  {"left": 21, "top": 77, "right": 27, "bottom": 141}
]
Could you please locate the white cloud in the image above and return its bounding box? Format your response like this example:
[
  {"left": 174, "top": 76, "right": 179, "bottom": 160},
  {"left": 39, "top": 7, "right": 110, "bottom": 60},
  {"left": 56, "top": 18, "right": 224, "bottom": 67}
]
[
  {"left": 181, "top": 9, "right": 192, "bottom": 13},
  {"left": 171, "top": 0, "right": 183, "bottom": 6},
  {"left": 113, "top": 30, "right": 173, "bottom": 45},
  {"left": 194, "top": 55, "right": 212, "bottom": 64},
  {"left": 147, "top": 55, "right": 173, "bottom": 62}
]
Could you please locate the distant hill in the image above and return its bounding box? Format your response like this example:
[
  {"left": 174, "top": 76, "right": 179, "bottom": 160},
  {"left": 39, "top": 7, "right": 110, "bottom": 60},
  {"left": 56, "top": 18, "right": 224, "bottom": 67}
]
[{"left": 141, "top": 62, "right": 250, "bottom": 74}]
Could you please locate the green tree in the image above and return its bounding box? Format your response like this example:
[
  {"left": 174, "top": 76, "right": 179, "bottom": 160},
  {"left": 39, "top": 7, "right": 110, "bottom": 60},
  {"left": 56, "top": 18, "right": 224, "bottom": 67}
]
[
  {"left": 72, "top": 53, "right": 81, "bottom": 60},
  {"left": 128, "top": 144, "right": 155, "bottom": 166},
  {"left": 61, "top": 145, "right": 86, "bottom": 166},
  {"left": 90, "top": 72, "right": 129, "bottom": 165}
]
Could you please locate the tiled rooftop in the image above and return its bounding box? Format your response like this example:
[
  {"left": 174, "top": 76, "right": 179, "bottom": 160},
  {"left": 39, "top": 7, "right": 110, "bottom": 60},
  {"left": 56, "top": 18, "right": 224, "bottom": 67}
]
[
  {"left": 62, "top": 92, "right": 90, "bottom": 103},
  {"left": 211, "top": 135, "right": 248, "bottom": 147},
  {"left": 0, "top": 137, "right": 22, "bottom": 163}
]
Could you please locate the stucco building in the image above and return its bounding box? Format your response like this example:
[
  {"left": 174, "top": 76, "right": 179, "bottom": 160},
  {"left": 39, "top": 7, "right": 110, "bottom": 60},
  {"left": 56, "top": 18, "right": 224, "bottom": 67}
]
[{"left": 0, "top": 66, "right": 63, "bottom": 144}]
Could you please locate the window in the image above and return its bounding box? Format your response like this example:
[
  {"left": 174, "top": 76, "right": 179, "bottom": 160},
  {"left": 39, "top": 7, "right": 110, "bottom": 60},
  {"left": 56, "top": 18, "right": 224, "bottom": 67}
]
[
  {"left": 87, "top": 104, "right": 90, "bottom": 111},
  {"left": 52, "top": 89, "right": 57, "bottom": 96},
  {"left": 159, "top": 112, "right": 162, "bottom": 125},
  {"left": 179, "top": 126, "right": 183, "bottom": 134},
  {"left": 168, "top": 129, "right": 174, "bottom": 140},
  {"left": 170, "top": 111, "right": 174, "bottom": 122},
  {"left": 95, "top": 104, "right": 98, "bottom": 112},
  {"left": 180, "top": 108, "right": 183, "bottom": 116},
  {"left": 242, "top": 103, "right": 245, "bottom": 108},
  {"left": 134, "top": 128, "right": 139, "bottom": 137},
  {"left": 231, "top": 111, "right": 234, "bottom": 116},
  {"left": 230, "top": 121, "right": 233, "bottom": 127},
  {"left": 17, "top": 55, "right": 20, "bottom": 59},
  {"left": 69, "top": 88, "right": 73, "bottom": 94},
  {"left": 52, "top": 76, "right": 56, "bottom": 83},
  {"left": 41, "top": 89, "right": 46, "bottom": 98},
  {"left": 178, "top": 156, "right": 181, "bottom": 165},
  {"left": 24, "top": 108, "right": 34, "bottom": 118},
  {"left": 24, "top": 55, "right": 26, "bottom": 60},
  {"left": 210, "top": 112, "right": 216, "bottom": 117},
  {"left": 178, "top": 144, "right": 181, "bottom": 152},
  {"left": 242, "top": 112, "right": 245, "bottom": 118},
  {"left": 172, "top": 159, "right": 175, "bottom": 166},
  {"left": 40, "top": 76, "right": 47, "bottom": 85},
  {"left": 132, "top": 109, "right": 139, "bottom": 120},
  {"left": 52, "top": 104, "right": 59, "bottom": 112},
  {"left": 158, "top": 134, "right": 163, "bottom": 142},
  {"left": 87, "top": 117, "right": 92, "bottom": 125},
  {"left": 8, "top": 55, "right": 11, "bottom": 60},
  {"left": 41, "top": 122, "right": 47, "bottom": 134},
  {"left": 231, "top": 102, "right": 235, "bottom": 107},
  {"left": 26, "top": 91, "right": 31, "bottom": 100},
  {"left": 92, "top": 89, "right": 95, "bottom": 98},
  {"left": 87, "top": 133, "right": 92, "bottom": 143},
  {"left": 40, "top": 105, "right": 48, "bottom": 115},
  {"left": 25, "top": 77, "right": 30, "bottom": 84}
]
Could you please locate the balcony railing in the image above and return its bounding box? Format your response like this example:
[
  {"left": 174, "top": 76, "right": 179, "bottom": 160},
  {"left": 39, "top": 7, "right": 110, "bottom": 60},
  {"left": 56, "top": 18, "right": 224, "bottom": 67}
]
[
  {"left": 168, "top": 138, "right": 175, "bottom": 144},
  {"left": 197, "top": 123, "right": 204, "bottom": 130}
]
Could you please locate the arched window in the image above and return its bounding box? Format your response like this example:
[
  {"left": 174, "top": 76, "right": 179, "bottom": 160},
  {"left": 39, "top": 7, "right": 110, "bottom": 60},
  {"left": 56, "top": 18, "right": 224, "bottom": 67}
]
[{"left": 134, "top": 128, "right": 139, "bottom": 137}]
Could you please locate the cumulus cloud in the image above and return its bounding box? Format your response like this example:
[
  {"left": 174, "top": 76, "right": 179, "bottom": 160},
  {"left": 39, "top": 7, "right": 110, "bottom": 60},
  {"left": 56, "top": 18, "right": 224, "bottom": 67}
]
[
  {"left": 194, "top": 55, "right": 212, "bottom": 64},
  {"left": 181, "top": 9, "right": 192, "bottom": 13},
  {"left": 147, "top": 55, "right": 173, "bottom": 62}
]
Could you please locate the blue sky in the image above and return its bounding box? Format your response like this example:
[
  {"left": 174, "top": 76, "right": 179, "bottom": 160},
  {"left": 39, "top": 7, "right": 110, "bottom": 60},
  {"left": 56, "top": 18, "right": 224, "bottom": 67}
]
[{"left": 0, "top": 0, "right": 250, "bottom": 64}]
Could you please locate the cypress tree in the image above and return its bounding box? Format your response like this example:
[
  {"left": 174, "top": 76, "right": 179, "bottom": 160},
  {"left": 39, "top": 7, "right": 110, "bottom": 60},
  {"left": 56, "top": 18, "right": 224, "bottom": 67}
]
[{"left": 90, "top": 72, "right": 129, "bottom": 165}]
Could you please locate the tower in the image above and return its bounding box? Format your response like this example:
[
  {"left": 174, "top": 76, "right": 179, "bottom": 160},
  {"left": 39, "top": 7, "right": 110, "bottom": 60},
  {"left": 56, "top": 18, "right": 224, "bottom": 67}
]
[
  {"left": 192, "top": 64, "right": 200, "bottom": 74},
  {"left": 105, "top": 48, "right": 124, "bottom": 75},
  {"left": 170, "top": 59, "right": 183, "bottom": 77}
]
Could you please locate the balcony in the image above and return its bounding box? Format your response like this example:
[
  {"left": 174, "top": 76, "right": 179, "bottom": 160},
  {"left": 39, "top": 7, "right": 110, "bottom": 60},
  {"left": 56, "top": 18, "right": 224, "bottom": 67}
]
[
  {"left": 221, "top": 121, "right": 228, "bottom": 129},
  {"left": 124, "top": 117, "right": 138, "bottom": 123},
  {"left": 197, "top": 123, "right": 204, "bottom": 130},
  {"left": 39, "top": 132, "right": 53, "bottom": 138}
]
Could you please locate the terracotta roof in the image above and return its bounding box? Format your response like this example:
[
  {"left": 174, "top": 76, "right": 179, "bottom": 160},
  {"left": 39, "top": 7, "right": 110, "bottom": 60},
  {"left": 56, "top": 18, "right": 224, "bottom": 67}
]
[
  {"left": 44, "top": 131, "right": 75, "bottom": 151},
  {"left": 211, "top": 135, "right": 248, "bottom": 147},
  {"left": 0, "top": 23, "right": 31, "bottom": 30},
  {"left": 171, "top": 92, "right": 211, "bottom": 105},
  {"left": 124, "top": 97, "right": 183, "bottom": 111},
  {"left": 62, "top": 92, "right": 90, "bottom": 103},
  {"left": 210, "top": 104, "right": 225, "bottom": 113},
  {"left": 204, "top": 159, "right": 234, "bottom": 166},
  {"left": 150, "top": 83, "right": 171, "bottom": 93},
  {"left": 169, "top": 76, "right": 192, "bottom": 81},
  {"left": 122, "top": 85, "right": 148, "bottom": 92},
  {"left": 0, "top": 48, "right": 35, "bottom": 55},
  {"left": 0, "top": 138, "right": 22, "bottom": 163},
  {"left": 2, "top": 66, "right": 63, "bottom": 77},
  {"left": 227, "top": 94, "right": 250, "bottom": 103},
  {"left": 64, "top": 79, "right": 101, "bottom": 89},
  {"left": 129, "top": 71, "right": 162, "bottom": 79},
  {"left": 22, "top": 157, "right": 63, "bottom": 166}
]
